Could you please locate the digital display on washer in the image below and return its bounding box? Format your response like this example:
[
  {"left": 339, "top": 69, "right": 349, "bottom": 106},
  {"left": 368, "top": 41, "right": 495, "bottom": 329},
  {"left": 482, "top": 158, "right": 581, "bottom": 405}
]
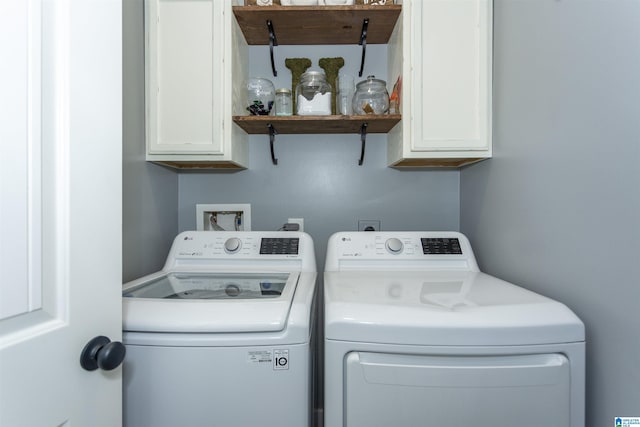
[
  {"left": 260, "top": 238, "right": 299, "bottom": 255},
  {"left": 421, "top": 238, "right": 463, "bottom": 255},
  {"left": 123, "top": 273, "right": 288, "bottom": 299}
]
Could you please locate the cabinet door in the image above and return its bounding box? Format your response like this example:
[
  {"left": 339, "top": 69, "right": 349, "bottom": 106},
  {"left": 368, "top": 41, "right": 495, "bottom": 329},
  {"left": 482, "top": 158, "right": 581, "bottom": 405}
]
[
  {"left": 146, "top": 0, "right": 223, "bottom": 154},
  {"left": 411, "top": 0, "right": 492, "bottom": 152}
]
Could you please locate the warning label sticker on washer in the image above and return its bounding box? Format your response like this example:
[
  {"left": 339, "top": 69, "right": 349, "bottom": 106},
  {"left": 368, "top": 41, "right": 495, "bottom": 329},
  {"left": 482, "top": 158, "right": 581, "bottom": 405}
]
[
  {"left": 247, "top": 349, "right": 289, "bottom": 370},
  {"left": 247, "top": 350, "right": 272, "bottom": 365},
  {"left": 273, "top": 349, "right": 289, "bottom": 370}
]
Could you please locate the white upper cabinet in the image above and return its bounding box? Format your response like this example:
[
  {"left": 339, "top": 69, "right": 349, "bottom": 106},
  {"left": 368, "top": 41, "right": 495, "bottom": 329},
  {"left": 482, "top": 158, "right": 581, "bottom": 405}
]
[
  {"left": 388, "top": 0, "right": 493, "bottom": 168},
  {"left": 145, "top": 0, "right": 248, "bottom": 169},
  {"left": 143, "top": 0, "right": 491, "bottom": 170}
]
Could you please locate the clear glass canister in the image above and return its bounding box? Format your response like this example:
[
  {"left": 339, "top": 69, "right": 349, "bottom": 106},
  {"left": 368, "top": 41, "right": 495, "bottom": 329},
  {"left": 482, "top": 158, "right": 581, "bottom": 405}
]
[
  {"left": 352, "top": 75, "right": 390, "bottom": 115},
  {"left": 296, "top": 71, "right": 332, "bottom": 115},
  {"left": 275, "top": 88, "right": 292, "bottom": 116},
  {"left": 336, "top": 73, "right": 355, "bottom": 115},
  {"left": 245, "top": 77, "right": 275, "bottom": 115}
]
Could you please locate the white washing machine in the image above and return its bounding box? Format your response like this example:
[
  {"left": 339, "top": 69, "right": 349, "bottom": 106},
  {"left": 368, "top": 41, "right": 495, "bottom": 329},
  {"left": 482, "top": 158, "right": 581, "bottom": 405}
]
[
  {"left": 122, "top": 231, "right": 317, "bottom": 427},
  {"left": 324, "top": 231, "right": 585, "bottom": 427}
]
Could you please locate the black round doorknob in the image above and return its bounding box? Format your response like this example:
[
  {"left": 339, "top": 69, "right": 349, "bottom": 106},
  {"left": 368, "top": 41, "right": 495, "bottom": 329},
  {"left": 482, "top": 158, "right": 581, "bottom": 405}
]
[{"left": 80, "top": 335, "right": 126, "bottom": 371}]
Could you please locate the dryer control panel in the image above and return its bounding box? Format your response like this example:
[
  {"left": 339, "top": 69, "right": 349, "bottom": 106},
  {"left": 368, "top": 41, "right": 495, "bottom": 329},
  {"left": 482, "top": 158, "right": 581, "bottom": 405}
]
[{"left": 325, "top": 232, "right": 479, "bottom": 272}]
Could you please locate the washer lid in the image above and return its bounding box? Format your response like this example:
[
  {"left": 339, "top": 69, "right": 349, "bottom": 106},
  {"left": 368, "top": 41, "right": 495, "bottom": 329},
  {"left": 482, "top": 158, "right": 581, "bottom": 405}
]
[
  {"left": 123, "top": 272, "right": 299, "bottom": 333},
  {"left": 324, "top": 271, "right": 584, "bottom": 346}
]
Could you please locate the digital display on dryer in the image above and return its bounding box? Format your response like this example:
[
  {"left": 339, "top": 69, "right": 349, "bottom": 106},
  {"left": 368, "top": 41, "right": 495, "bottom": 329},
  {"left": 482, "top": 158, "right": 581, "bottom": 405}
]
[{"left": 421, "top": 238, "right": 463, "bottom": 255}]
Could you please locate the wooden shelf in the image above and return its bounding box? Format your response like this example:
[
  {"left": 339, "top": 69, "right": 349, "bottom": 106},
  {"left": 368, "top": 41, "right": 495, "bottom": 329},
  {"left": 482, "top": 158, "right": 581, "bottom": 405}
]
[
  {"left": 232, "top": 114, "right": 401, "bottom": 134},
  {"left": 231, "top": 4, "right": 403, "bottom": 166},
  {"left": 232, "top": 5, "right": 402, "bottom": 45}
]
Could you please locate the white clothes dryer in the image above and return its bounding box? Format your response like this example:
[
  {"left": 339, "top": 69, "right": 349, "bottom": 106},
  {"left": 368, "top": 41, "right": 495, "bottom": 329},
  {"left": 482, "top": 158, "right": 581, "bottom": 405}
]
[
  {"left": 122, "top": 231, "right": 317, "bottom": 427},
  {"left": 324, "top": 231, "right": 585, "bottom": 427}
]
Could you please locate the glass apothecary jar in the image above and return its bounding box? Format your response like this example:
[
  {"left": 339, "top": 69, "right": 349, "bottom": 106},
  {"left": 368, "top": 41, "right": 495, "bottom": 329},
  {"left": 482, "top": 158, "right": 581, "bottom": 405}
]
[
  {"left": 296, "top": 71, "right": 332, "bottom": 116},
  {"left": 352, "top": 75, "right": 390, "bottom": 115},
  {"left": 245, "top": 77, "right": 275, "bottom": 115}
]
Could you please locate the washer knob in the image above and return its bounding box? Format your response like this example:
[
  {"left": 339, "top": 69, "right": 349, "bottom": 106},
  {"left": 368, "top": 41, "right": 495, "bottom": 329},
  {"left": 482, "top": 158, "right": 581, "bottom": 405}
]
[
  {"left": 224, "top": 237, "right": 242, "bottom": 253},
  {"left": 385, "top": 238, "right": 404, "bottom": 254}
]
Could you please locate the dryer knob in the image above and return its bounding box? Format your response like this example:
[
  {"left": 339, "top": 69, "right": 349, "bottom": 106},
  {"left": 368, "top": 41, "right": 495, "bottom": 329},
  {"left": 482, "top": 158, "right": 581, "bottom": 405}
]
[
  {"left": 385, "top": 238, "right": 404, "bottom": 254},
  {"left": 224, "top": 237, "right": 242, "bottom": 254}
]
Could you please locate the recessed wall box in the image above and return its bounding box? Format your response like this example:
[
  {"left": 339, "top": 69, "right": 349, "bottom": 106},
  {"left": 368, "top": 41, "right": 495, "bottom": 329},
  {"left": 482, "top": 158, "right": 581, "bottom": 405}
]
[{"left": 196, "top": 204, "right": 251, "bottom": 231}]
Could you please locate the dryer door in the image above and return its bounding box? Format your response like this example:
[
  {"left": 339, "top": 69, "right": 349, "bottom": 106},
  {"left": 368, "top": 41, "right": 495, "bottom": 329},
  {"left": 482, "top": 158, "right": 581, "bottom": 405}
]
[{"left": 345, "top": 352, "right": 570, "bottom": 427}]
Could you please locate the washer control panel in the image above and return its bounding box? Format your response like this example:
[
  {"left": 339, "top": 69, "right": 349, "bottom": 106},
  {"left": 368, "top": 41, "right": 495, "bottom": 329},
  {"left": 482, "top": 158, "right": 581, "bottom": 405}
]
[
  {"left": 220, "top": 237, "right": 300, "bottom": 255},
  {"left": 164, "top": 231, "right": 315, "bottom": 272},
  {"left": 170, "top": 232, "right": 306, "bottom": 260}
]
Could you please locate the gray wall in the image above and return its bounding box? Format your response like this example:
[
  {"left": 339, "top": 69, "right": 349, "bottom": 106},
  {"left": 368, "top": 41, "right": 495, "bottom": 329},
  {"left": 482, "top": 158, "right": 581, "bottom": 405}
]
[
  {"left": 177, "top": 46, "right": 460, "bottom": 422},
  {"left": 178, "top": 44, "right": 462, "bottom": 267},
  {"left": 122, "top": 0, "right": 179, "bottom": 282},
  {"left": 124, "top": 2, "right": 640, "bottom": 424},
  {"left": 122, "top": 16, "right": 462, "bottom": 276},
  {"left": 460, "top": 1, "right": 640, "bottom": 425},
  {"left": 178, "top": 135, "right": 460, "bottom": 270}
]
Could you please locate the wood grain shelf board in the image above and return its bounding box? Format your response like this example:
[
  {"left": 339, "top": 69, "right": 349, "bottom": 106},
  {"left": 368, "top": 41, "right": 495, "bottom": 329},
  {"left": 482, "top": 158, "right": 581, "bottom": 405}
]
[
  {"left": 390, "top": 158, "right": 488, "bottom": 168},
  {"left": 232, "top": 114, "right": 401, "bottom": 134},
  {"left": 151, "top": 160, "right": 246, "bottom": 170},
  {"left": 232, "top": 5, "right": 402, "bottom": 45}
]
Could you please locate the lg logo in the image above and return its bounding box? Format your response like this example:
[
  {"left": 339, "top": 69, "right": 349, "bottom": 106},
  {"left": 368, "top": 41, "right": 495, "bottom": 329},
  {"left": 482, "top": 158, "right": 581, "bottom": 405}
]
[{"left": 273, "top": 349, "right": 289, "bottom": 370}]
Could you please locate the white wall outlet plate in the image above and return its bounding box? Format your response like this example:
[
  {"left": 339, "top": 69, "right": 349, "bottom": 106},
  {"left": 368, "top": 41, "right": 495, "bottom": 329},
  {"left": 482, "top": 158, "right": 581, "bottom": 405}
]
[{"left": 196, "top": 204, "right": 251, "bottom": 231}]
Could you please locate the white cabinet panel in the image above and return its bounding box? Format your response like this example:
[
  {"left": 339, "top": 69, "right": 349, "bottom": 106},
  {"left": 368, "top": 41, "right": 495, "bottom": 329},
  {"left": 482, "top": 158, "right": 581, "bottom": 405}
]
[
  {"left": 389, "top": 0, "right": 493, "bottom": 167},
  {"left": 414, "top": 0, "right": 490, "bottom": 151},
  {"left": 145, "top": 0, "right": 247, "bottom": 169},
  {"left": 155, "top": 0, "right": 215, "bottom": 152}
]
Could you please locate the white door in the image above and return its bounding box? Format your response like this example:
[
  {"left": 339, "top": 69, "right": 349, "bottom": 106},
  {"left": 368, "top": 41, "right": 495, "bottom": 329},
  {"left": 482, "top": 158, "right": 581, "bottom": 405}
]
[{"left": 0, "top": 0, "right": 123, "bottom": 426}]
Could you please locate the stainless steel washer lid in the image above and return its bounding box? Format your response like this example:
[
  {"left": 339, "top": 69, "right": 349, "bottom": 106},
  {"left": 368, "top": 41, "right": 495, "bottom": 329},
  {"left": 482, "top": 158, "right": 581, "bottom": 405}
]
[
  {"left": 324, "top": 270, "right": 585, "bottom": 346},
  {"left": 123, "top": 272, "right": 299, "bottom": 333}
]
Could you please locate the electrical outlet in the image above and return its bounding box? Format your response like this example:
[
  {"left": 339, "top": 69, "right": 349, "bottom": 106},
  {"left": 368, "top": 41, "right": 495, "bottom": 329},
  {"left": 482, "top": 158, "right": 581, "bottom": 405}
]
[
  {"left": 196, "top": 204, "right": 251, "bottom": 231},
  {"left": 358, "top": 220, "right": 380, "bottom": 231},
  {"left": 287, "top": 217, "right": 304, "bottom": 232}
]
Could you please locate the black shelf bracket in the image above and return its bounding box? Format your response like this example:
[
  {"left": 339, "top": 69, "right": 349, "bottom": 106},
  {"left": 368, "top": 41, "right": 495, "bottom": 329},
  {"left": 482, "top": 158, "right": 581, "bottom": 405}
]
[
  {"left": 268, "top": 123, "right": 278, "bottom": 165},
  {"left": 358, "top": 18, "right": 369, "bottom": 77},
  {"left": 267, "top": 20, "right": 278, "bottom": 77},
  {"left": 358, "top": 122, "right": 368, "bottom": 166}
]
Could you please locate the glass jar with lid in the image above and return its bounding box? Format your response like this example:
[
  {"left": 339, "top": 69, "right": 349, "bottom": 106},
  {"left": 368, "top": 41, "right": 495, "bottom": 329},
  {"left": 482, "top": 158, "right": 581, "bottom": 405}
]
[
  {"left": 295, "top": 71, "right": 332, "bottom": 116},
  {"left": 352, "top": 75, "right": 390, "bottom": 115},
  {"left": 274, "top": 88, "right": 293, "bottom": 116}
]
